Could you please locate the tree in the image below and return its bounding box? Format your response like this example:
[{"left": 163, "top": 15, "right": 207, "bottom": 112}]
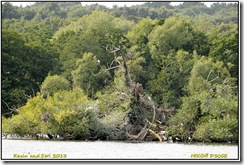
[
  {"left": 53, "top": 11, "right": 132, "bottom": 80},
  {"left": 97, "top": 69, "right": 130, "bottom": 116},
  {"left": 67, "top": 6, "right": 91, "bottom": 19},
  {"left": 188, "top": 57, "right": 231, "bottom": 95},
  {"left": 18, "top": 7, "right": 36, "bottom": 20},
  {"left": 71, "top": 52, "right": 109, "bottom": 98},
  {"left": 210, "top": 3, "right": 238, "bottom": 24},
  {"left": 46, "top": 88, "right": 100, "bottom": 140},
  {"left": 40, "top": 75, "right": 70, "bottom": 98},
  {"left": 25, "top": 42, "right": 59, "bottom": 85},
  {"left": 52, "top": 30, "right": 101, "bottom": 79},
  {"left": 2, "top": 2, "right": 21, "bottom": 19},
  {"left": 148, "top": 16, "right": 194, "bottom": 61},
  {"left": 146, "top": 49, "right": 195, "bottom": 109},
  {"left": 209, "top": 29, "right": 238, "bottom": 80},
  {"left": 2, "top": 29, "right": 30, "bottom": 116},
  {"left": 2, "top": 29, "right": 59, "bottom": 116},
  {"left": 1, "top": 87, "right": 103, "bottom": 140},
  {"left": 2, "top": 94, "right": 46, "bottom": 136},
  {"left": 167, "top": 56, "right": 238, "bottom": 142},
  {"left": 178, "top": 2, "right": 212, "bottom": 17},
  {"left": 2, "top": 2, "right": 238, "bottom": 142},
  {"left": 126, "top": 18, "right": 158, "bottom": 86}
]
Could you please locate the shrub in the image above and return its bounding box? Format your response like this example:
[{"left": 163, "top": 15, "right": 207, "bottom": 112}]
[{"left": 193, "top": 115, "right": 238, "bottom": 142}]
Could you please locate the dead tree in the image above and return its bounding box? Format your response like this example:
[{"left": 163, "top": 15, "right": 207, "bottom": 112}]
[{"left": 96, "top": 45, "right": 166, "bottom": 141}]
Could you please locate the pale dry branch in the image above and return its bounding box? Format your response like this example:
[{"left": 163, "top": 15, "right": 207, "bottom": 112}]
[
  {"left": 206, "top": 70, "right": 214, "bottom": 82},
  {"left": 92, "top": 65, "right": 121, "bottom": 76},
  {"left": 92, "top": 46, "right": 123, "bottom": 77},
  {"left": 209, "top": 76, "right": 219, "bottom": 83},
  {"left": 102, "top": 45, "right": 121, "bottom": 54},
  {"left": 2, "top": 100, "right": 19, "bottom": 114}
]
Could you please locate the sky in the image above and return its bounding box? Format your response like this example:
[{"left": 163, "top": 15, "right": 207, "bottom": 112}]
[{"left": 8, "top": 1, "right": 223, "bottom": 8}]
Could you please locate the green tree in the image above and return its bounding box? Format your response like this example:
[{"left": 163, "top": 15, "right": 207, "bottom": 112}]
[
  {"left": 2, "top": 2, "right": 21, "bottom": 19},
  {"left": 67, "top": 6, "right": 91, "bottom": 19},
  {"left": 1, "top": 2, "right": 239, "bottom": 142},
  {"left": 2, "top": 94, "right": 46, "bottom": 136},
  {"left": 40, "top": 75, "right": 70, "bottom": 98},
  {"left": 18, "top": 6, "right": 36, "bottom": 20},
  {"left": 2, "top": 29, "right": 30, "bottom": 116},
  {"left": 167, "top": 56, "right": 238, "bottom": 142},
  {"left": 178, "top": 2, "right": 212, "bottom": 17},
  {"left": 25, "top": 42, "right": 58, "bottom": 84},
  {"left": 209, "top": 29, "right": 238, "bottom": 80},
  {"left": 53, "top": 11, "right": 132, "bottom": 79},
  {"left": 147, "top": 50, "right": 182, "bottom": 108},
  {"left": 2, "top": 87, "right": 103, "bottom": 140},
  {"left": 146, "top": 49, "right": 195, "bottom": 109},
  {"left": 2, "top": 29, "right": 59, "bottom": 116},
  {"left": 126, "top": 18, "right": 158, "bottom": 85},
  {"left": 71, "top": 52, "right": 109, "bottom": 98},
  {"left": 97, "top": 69, "right": 130, "bottom": 116},
  {"left": 148, "top": 16, "right": 194, "bottom": 61},
  {"left": 47, "top": 88, "right": 99, "bottom": 139}
]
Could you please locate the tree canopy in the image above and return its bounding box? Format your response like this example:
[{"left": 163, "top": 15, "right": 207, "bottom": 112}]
[{"left": 2, "top": 2, "right": 239, "bottom": 143}]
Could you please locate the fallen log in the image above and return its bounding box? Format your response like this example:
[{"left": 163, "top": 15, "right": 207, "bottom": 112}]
[{"left": 148, "top": 129, "right": 162, "bottom": 142}]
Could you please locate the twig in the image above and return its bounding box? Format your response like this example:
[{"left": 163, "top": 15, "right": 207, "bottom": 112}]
[
  {"left": 206, "top": 70, "right": 214, "bottom": 82},
  {"left": 92, "top": 46, "right": 123, "bottom": 77},
  {"left": 2, "top": 100, "right": 19, "bottom": 114},
  {"left": 209, "top": 76, "right": 219, "bottom": 83},
  {"left": 92, "top": 65, "right": 121, "bottom": 76}
]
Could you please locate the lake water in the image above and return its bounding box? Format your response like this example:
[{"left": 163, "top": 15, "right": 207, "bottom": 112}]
[{"left": 2, "top": 139, "right": 239, "bottom": 160}]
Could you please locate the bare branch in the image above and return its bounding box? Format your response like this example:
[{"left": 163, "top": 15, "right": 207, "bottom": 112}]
[
  {"left": 111, "top": 46, "right": 120, "bottom": 53},
  {"left": 102, "top": 45, "right": 121, "bottom": 54},
  {"left": 206, "top": 70, "right": 214, "bottom": 82},
  {"left": 92, "top": 65, "right": 121, "bottom": 76},
  {"left": 93, "top": 46, "right": 123, "bottom": 77},
  {"left": 102, "top": 45, "right": 109, "bottom": 52},
  {"left": 209, "top": 76, "right": 219, "bottom": 83},
  {"left": 2, "top": 100, "right": 19, "bottom": 114},
  {"left": 24, "top": 94, "right": 32, "bottom": 99}
]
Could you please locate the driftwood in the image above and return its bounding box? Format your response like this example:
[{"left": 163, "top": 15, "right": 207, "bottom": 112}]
[{"left": 148, "top": 129, "right": 162, "bottom": 142}]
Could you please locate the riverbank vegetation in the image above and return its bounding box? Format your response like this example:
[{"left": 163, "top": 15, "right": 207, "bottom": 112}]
[{"left": 2, "top": 2, "right": 239, "bottom": 143}]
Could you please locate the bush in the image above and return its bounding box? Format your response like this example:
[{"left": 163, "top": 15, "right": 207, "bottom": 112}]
[
  {"left": 99, "top": 110, "right": 128, "bottom": 140},
  {"left": 193, "top": 115, "right": 238, "bottom": 142},
  {"left": 2, "top": 87, "right": 105, "bottom": 140}
]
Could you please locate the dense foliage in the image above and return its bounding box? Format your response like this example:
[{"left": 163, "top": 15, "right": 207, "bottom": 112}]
[{"left": 2, "top": 2, "right": 239, "bottom": 142}]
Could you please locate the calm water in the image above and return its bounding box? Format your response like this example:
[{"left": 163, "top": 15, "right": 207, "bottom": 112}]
[{"left": 2, "top": 139, "right": 239, "bottom": 160}]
